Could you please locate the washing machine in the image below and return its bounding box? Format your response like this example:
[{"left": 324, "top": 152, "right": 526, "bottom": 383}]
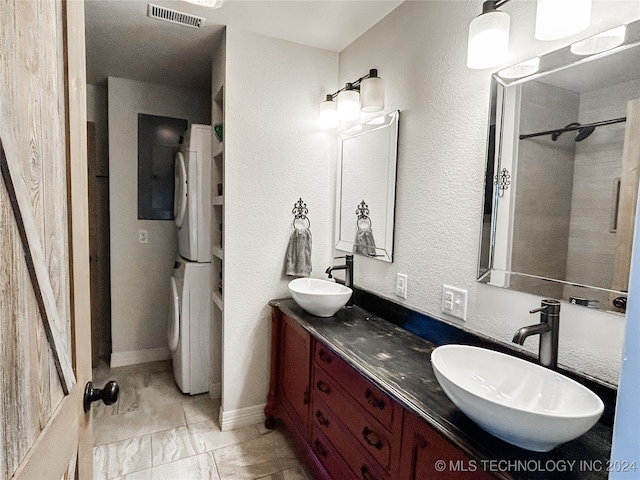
[
  {"left": 174, "top": 124, "right": 212, "bottom": 262},
  {"left": 168, "top": 258, "right": 212, "bottom": 395}
]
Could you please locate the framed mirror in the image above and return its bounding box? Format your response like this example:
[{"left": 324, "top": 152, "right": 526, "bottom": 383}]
[
  {"left": 479, "top": 19, "right": 640, "bottom": 314},
  {"left": 335, "top": 110, "right": 399, "bottom": 262}
]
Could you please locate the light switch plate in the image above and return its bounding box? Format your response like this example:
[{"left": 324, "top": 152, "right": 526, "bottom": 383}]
[
  {"left": 396, "top": 273, "right": 408, "bottom": 299},
  {"left": 442, "top": 284, "right": 467, "bottom": 321}
]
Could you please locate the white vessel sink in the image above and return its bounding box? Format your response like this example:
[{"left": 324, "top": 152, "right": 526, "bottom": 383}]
[
  {"left": 288, "top": 278, "right": 352, "bottom": 317},
  {"left": 430, "top": 344, "right": 604, "bottom": 452}
]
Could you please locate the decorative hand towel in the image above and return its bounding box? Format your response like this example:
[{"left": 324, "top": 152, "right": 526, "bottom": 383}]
[
  {"left": 285, "top": 227, "right": 312, "bottom": 276},
  {"left": 353, "top": 225, "right": 376, "bottom": 257}
]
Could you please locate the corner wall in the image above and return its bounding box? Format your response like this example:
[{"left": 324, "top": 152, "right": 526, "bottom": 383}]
[
  {"left": 221, "top": 27, "right": 338, "bottom": 427},
  {"left": 336, "top": 1, "right": 640, "bottom": 385},
  {"left": 108, "top": 77, "right": 210, "bottom": 366}
]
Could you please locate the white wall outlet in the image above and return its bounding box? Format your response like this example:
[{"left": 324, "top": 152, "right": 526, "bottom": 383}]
[
  {"left": 442, "top": 284, "right": 467, "bottom": 321},
  {"left": 396, "top": 273, "right": 408, "bottom": 299},
  {"left": 138, "top": 229, "right": 148, "bottom": 244}
]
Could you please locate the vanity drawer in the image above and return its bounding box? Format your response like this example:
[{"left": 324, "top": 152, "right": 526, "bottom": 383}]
[
  {"left": 313, "top": 368, "right": 394, "bottom": 472},
  {"left": 311, "top": 429, "right": 358, "bottom": 480},
  {"left": 312, "top": 398, "right": 389, "bottom": 480},
  {"left": 314, "top": 343, "right": 400, "bottom": 432}
]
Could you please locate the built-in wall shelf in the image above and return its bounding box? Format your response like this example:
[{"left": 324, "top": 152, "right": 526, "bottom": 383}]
[
  {"left": 213, "top": 290, "right": 223, "bottom": 310},
  {"left": 212, "top": 195, "right": 223, "bottom": 206},
  {"left": 212, "top": 246, "right": 223, "bottom": 260}
]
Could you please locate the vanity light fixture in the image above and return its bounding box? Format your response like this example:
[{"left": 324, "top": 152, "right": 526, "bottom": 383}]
[
  {"left": 535, "top": 0, "right": 591, "bottom": 41},
  {"left": 570, "top": 25, "right": 626, "bottom": 55},
  {"left": 498, "top": 57, "right": 540, "bottom": 79},
  {"left": 468, "top": 0, "right": 594, "bottom": 70},
  {"left": 337, "top": 83, "right": 361, "bottom": 121},
  {"left": 467, "top": 0, "right": 511, "bottom": 69},
  {"left": 318, "top": 69, "right": 385, "bottom": 127}
]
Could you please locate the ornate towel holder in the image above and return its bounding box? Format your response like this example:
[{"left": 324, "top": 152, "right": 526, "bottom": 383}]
[
  {"left": 292, "top": 198, "right": 311, "bottom": 229},
  {"left": 356, "top": 200, "right": 372, "bottom": 228}
]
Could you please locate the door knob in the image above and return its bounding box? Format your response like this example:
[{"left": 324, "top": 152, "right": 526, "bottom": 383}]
[{"left": 84, "top": 380, "right": 119, "bottom": 412}]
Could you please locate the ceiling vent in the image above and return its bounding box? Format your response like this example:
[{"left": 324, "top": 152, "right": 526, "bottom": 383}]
[{"left": 147, "top": 4, "right": 205, "bottom": 29}]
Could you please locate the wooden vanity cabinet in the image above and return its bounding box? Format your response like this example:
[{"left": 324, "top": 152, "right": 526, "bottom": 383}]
[
  {"left": 266, "top": 307, "right": 497, "bottom": 480},
  {"left": 265, "top": 309, "right": 312, "bottom": 442},
  {"left": 399, "top": 411, "right": 495, "bottom": 479}
]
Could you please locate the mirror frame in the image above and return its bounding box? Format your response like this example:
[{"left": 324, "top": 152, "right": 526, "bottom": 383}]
[
  {"left": 335, "top": 110, "right": 399, "bottom": 262},
  {"left": 478, "top": 19, "right": 640, "bottom": 313}
]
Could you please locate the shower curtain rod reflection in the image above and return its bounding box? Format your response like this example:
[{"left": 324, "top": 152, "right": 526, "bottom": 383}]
[{"left": 519, "top": 116, "right": 627, "bottom": 140}]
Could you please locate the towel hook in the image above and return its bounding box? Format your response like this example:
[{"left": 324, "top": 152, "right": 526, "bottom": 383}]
[
  {"left": 355, "top": 200, "right": 372, "bottom": 229},
  {"left": 292, "top": 198, "right": 311, "bottom": 229}
]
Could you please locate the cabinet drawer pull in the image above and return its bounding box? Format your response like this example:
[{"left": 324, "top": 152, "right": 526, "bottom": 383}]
[
  {"left": 314, "top": 439, "right": 328, "bottom": 457},
  {"left": 316, "top": 380, "right": 331, "bottom": 394},
  {"left": 362, "top": 427, "right": 384, "bottom": 451},
  {"left": 360, "top": 465, "right": 381, "bottom": 480},
  {"left": 318, "top": 349, "right": 333, "bottom": 364},
  {"left": 315, "top": 410, "right": 330, "bottom": 427},
  {"left": 365, "top": 388, "right": 385, "bottom": 410}
]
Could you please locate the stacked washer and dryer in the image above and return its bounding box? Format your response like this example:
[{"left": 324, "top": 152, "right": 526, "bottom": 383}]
[{"left": 168, "top": 124, "right": 213, "bottom": 395}]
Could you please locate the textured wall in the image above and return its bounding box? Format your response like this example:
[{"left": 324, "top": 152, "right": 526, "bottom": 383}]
[
  {"left": 108, "top": 77, "right": 210, "bottom": 360},
  {"left": 223, "top": 28, "right": 338, "bottom": 413},
  {"left": 336, "top": 1, "right": 640, "bottom": 384}
]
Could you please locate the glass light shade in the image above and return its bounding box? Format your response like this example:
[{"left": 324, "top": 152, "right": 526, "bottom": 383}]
[
  {"left": 318, "top": 95, "right": 339, "bottom": 129},
  {"left": 571, "top": 26, "right": 626, "bottom": 55},
  {"left": 337, "top": 87, "right": 360, "bottom": 121},
  {"left": 498, "top": 57, "right": 540, "bottom": 79},
  {"left": 467, "top": 9, "right": 510, "bottom": 69},
  {"left": 360, "top": 74, "right": 385, "bottom": 113},
  {"left": 535, "top": 0, "right": 591, "bottom": 41}
]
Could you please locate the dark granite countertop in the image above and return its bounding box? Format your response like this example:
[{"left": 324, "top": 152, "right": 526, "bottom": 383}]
[{"left": 270, "top": 298, "right": 613, "bottom": 480}]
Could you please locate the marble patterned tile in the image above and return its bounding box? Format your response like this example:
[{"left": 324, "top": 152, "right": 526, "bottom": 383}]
[
  {"left": 212, "top": 429, "right": 300, "bottom": 480},
  {"left": 93, "top": 401, "right": 187, "bottom": 446},
  {"left": 113, "top": 452, "right": 220, "bottom": 480},
  {"left": 183, "top": 395, "right": 220, "bottom": 425},
  {"left": 93, "top": 435, "right": 152, "bottom": 479},
  {"left": 150, "top": 426, "right": 199, "bottom": 466},
  {"left": 255, "top": 466, "right": 309, "bottom": 480},
  {"left": 188, "top": 421, "right": 263, "bottom": 454}
]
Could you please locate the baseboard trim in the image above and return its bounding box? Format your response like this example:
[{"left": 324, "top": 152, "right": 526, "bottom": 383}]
[
  {"left": 110, "top": 347, "right": 171, "bottom": 367},
  {"left": 219, "top": 403, "right": 266, "bottom": 432},
  {"left": 209, "top": 382, "right": 221, "bottom": 400}
]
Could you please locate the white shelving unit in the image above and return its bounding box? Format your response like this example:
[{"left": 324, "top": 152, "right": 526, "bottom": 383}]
[{"left": 212, "top": 85, "right": 224, "bottom": 313}]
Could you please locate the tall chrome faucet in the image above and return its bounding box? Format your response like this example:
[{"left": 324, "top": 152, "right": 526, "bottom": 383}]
[
  {"left": 512, "top": 299, "right": 560, "bottom": 369},
  {"left": 325, "top": 255, "right": 354, "bottom": 307}
]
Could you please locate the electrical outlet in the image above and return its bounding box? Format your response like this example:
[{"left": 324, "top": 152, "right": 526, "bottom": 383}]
[
  {"left": 442, "top": 284, "right": 467, "bottom": 321},
  {"left": 396, "top": 273, "right": 408, "bottom": 299},
  {"left": 139, "top": 229, "right": 148, "bottom": 244}
]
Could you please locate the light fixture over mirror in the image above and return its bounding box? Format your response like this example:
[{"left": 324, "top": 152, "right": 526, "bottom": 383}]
[
  {"left": 467, "top": 0, "right": 594, "bottom": 70},
  {"left": 318, "top": 69, "right": 385, "bottom": 128},
  {"left": 535, "top": 0, "right": 591, "bottom": 41},
  {"left": 467, "top": 1, "right": 511, "bottom": 69}
]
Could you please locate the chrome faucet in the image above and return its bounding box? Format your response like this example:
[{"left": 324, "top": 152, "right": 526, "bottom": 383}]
[
  {"left": 325, "top": 255, "right": 354, "bottom": 307},
  {"left": 512, "top": 299, "right": 560, "bottom": 369}
]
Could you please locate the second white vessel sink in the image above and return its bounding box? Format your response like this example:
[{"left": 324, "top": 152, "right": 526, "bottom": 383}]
[
  {"left": 431, "top": 344, "right": 604, "bottom": 452},
  {"left": 288, "top": 278, "right": 352, "bottom": 317}
]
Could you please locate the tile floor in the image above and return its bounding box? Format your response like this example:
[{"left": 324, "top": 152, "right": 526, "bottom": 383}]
[{"left": 92, "top": 360, "right": 310, "bottom": 480}]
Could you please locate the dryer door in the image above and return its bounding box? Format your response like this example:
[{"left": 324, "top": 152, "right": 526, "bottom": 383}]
[
  {"left": 167, "top": 276, "right": 180, "bottom": 352},
  {"left": 174, "top": 151, "right": 188, "bottom": 228}
]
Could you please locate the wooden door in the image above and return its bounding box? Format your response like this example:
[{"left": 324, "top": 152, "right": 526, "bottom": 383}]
[
  {"left": 0, "top": 1, "right": 92, "bottom": 479},
  {"left": 610, "top": 98, "right": 640, "bottom": 311}
]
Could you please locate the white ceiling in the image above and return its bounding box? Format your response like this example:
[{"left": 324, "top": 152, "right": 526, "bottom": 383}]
[{"left": 84, "top": 0, "right": 403, "bottom": 90}]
